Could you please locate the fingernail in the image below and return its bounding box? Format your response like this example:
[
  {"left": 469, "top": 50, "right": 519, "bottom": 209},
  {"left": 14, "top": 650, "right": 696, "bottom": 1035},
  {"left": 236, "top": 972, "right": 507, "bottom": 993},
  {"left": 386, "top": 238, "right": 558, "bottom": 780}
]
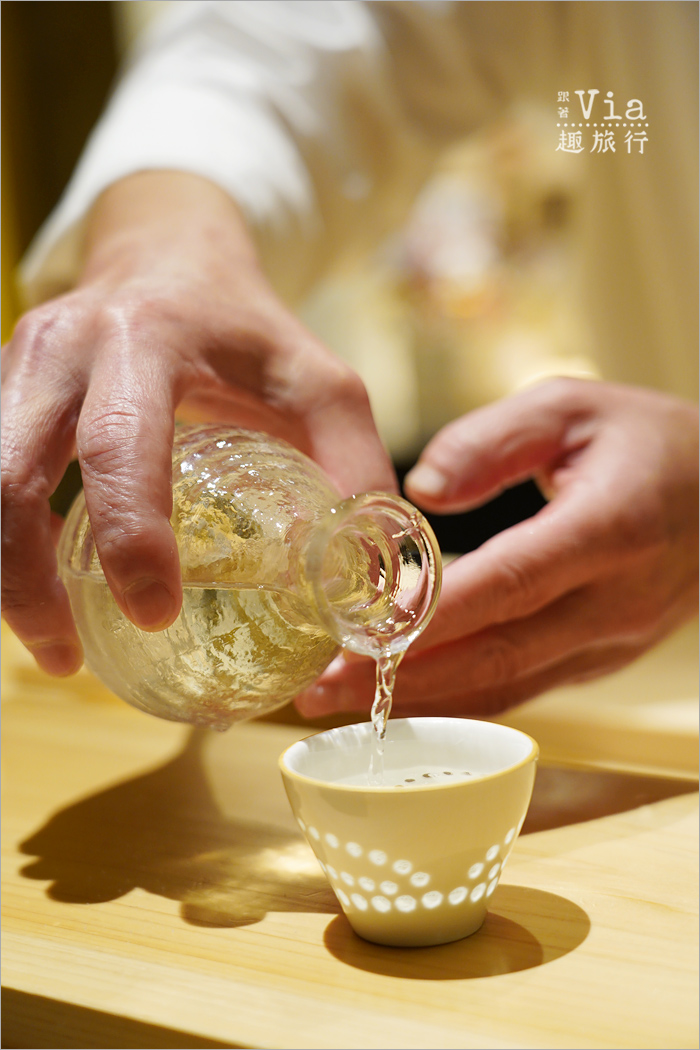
[
  {"left": 123, "top": 578, "right": 177, "bottom": 630},
  {"left": 404, "top": 463, "right": 449, "bottom": 497},
  {"left": 31, "top": 641, "right": 83, "bottom": 677}
]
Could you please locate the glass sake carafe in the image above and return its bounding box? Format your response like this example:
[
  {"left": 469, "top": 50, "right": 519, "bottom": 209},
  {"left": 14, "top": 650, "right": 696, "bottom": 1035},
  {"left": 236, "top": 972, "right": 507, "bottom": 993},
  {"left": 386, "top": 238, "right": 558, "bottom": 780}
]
[{"left": 58, "top": 425, "right": 441, "bottom": 730}]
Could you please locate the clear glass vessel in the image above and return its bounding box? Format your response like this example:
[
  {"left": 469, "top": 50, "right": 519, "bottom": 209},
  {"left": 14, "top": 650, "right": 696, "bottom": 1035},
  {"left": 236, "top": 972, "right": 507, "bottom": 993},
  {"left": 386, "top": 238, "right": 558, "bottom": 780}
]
[{"left": 58, "top": 425, "right": 441, "bottom": 730}]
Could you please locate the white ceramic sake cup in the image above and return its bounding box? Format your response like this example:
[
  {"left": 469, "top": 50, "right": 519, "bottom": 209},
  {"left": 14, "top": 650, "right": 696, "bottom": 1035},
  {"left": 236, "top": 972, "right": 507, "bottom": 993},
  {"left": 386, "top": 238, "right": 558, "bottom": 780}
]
[{"left": 279, "top": 717, "right": 538, "bottom": 947}]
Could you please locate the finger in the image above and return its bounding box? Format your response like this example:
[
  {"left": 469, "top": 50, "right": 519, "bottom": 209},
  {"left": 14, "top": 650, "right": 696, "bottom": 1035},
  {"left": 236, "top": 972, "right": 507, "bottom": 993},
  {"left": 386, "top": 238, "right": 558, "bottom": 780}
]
[
  {"left": 413, "top": 484, "right": 628, "bottom": 647},
  {"left": 1, "top": 333, "right": 84, "bottom": 674},
  {"left": 302, "top": 378, "right": 399, "bottom": 498},
  {"left": 177, "top": 383, "right": 395, "bottom": 495},
  {"left": 300, "top": 592, "right": 586, "bottom": 718},
  {"left": 404, "top": 378, "right": 595, "bottom": 512},
  {"left": 76, "top": 341, "right": 183, "bottom": 630},
  {"left": 295, "top": 652, "right": 377, "bottom": 718},
  {"left": 295, "top": 575, "right": 659, "bottom": 718},
  {"left": 389, "top": 644, "right": 642, "bottom": 718},
  {"left": 207, "top": 306, "right": 398, "bottom": 497},
  {"left": 296, "top": 636, "right": 642, "bottom": 721}
]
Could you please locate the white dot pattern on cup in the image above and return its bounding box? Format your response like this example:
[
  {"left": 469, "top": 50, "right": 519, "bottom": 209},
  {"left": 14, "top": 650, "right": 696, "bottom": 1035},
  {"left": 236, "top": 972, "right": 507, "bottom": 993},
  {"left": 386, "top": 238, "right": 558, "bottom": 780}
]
[
  {"left": 300, "top": 816, "right": 526, "bottom": 916},
  {"left": 410, "top": 872, "right": 430, "bottom": 888},
  {"left": 371, "top": 896, "right": 392, "bottom": 912}
]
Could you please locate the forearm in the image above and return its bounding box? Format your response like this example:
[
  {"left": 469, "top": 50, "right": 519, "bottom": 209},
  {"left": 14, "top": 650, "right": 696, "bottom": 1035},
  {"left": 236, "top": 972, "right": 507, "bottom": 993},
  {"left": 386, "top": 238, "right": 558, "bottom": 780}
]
[{"left": 80, "top": 171, "right": 262, "bottom": 288}]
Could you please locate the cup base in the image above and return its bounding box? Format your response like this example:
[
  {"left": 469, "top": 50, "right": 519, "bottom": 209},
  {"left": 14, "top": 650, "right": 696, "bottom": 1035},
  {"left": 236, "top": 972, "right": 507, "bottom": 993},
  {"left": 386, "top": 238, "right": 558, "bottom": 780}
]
[
  {"left": 280, "top": 718, "right": 538, "bottom": 953},
  {"left": 348, "top": 909, "right": 487, "bottom": 948}
]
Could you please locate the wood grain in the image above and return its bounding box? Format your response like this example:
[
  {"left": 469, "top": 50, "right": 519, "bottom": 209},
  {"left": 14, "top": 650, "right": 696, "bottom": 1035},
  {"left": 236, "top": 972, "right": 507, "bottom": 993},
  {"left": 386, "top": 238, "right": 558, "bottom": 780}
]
[{"left": 2, "top": 654, "right": 698, "bottom": 1049}]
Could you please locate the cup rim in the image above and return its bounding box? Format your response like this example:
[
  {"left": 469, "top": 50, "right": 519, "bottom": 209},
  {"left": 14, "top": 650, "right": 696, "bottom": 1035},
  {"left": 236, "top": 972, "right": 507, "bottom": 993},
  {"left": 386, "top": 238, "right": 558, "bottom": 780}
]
[{"left": 279, "top": 716, "right": 538, "bottom": 793}]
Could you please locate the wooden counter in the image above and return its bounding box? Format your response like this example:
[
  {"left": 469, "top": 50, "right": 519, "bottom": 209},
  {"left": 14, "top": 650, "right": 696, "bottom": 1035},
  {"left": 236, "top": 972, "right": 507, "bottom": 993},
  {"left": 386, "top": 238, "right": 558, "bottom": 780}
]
[{"left": 2, "top": 623, "right": 698, "bottom": 1049}]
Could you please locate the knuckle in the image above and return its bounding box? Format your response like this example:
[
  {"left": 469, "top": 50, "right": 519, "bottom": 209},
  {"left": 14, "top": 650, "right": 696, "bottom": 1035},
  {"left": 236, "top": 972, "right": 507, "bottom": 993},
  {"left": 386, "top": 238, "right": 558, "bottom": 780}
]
[
  {"left": 289, "top": 354, "right": 370, "bottom": 416},
  {"left": 325, "top": 364, "right": 369, "bottom": 409},
  {"left": 12, "top": 298, "right": 84, "bottom": 348},
  {"left": 94, "top": 297, "right": 152, "bottom": 340},
  {"left": 478, "top": 632, "right": 523, "bottom": 686},
  {"left": 10, "top": 305, "right": 58, "bottom": 348},
  {"left": 8, "top": 307, "right": 68, "bottom": 370},
  {"left": 77, "top": 406, "right": 140, "bottom": 479},
  {"left": 95, "top": 515, "right": 155, "bottom": 562},
  {"left": 310, "top": 353, "right": 365, "bottom": 399},
  {"left": 429, "top": 418, "right": 497, "bottom": 485},
  {"left": 1, "top": 464, "right": 50, "bottom": 515},
  {"left": 437, "top": 420, "right": 480, "bottom": 463},
  {"left": 493, "top": 556, "right": 541, "bottom": 617},
  {"left": 531, "top": 374, "right": 584, "bottom": 409},
  {"left": 91, "top": 294, "right": 183, "bottom": 368},
  {"left": 5, "top": 299, "right": 90, "bottom": 393},
  {"left": 91, "top": 511, "right": 175, "bottom": 584},
  {"left": 604, "top": 491, "right": 667, "bottom": 560}
]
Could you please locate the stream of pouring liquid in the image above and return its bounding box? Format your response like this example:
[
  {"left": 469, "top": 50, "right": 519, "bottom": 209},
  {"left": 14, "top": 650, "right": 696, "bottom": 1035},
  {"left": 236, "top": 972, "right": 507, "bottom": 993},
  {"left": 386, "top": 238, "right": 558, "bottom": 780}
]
[{"left": 369, "top": 651, "right": 405, "bottom": 785}]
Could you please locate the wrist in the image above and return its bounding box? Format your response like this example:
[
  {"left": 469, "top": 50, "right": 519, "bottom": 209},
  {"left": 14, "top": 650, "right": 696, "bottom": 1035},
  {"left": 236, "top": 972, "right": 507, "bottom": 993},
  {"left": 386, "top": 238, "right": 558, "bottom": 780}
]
[{"left": 79, "top": 170, "right": 262, "bottom": 288}]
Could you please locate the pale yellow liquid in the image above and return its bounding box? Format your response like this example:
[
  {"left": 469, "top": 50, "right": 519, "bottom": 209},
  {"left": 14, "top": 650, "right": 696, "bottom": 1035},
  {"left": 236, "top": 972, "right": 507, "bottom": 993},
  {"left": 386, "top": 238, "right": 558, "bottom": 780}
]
[
  {"left": 64, "top": 574, "right": 338, "bottom": 730},
  {"left": 369, "top": 652, "right": 404, "bottom": 785},
  {"left": 333, "top": 766, "right": 474, "bottom": 788}
]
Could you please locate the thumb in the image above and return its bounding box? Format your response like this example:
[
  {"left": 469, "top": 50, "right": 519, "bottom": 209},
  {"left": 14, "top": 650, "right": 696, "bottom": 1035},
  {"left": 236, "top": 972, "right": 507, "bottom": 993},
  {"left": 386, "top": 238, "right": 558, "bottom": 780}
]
[{"left": 404, "top": 379, "right": 592, "bottom": 513}]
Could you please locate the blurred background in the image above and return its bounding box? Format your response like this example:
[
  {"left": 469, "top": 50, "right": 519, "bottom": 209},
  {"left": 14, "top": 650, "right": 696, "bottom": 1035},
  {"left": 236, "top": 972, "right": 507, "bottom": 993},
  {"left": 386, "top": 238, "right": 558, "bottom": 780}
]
[{"left": 2, "top": 2, "right": 696, "bottom": 554}]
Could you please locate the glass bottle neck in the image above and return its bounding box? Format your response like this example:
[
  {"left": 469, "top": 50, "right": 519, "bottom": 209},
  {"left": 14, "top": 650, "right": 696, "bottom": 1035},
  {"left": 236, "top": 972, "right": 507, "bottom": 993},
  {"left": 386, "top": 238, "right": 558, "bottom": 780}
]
[{"left": 305, "top": 492, "right": 442, "bottom": 658}]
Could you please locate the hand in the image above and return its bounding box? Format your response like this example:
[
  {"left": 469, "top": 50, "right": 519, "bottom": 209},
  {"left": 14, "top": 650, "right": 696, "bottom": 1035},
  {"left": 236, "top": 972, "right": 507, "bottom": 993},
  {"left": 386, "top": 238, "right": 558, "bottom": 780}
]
[
  {"left": 296, "top": 378, "right": 699, "bottom": 719},
  {"left": 1, "top": 171, "right": 396, "bottom": 676}
]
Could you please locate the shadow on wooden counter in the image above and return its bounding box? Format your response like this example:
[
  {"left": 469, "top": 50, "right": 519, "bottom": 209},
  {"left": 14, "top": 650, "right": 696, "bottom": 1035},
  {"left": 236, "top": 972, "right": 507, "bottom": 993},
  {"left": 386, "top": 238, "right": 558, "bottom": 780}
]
[
  {"left": 522, "top": 764, "right": 698, "bottom": 835},
  {"left": 18, "top": 731, "right": 340, "bottom": 929},
  {"left": 324, "top": 885, "right": 590, "bottom": 979},
  {"left": 17, "top": 728, "right": 695, "bottom": 943}
]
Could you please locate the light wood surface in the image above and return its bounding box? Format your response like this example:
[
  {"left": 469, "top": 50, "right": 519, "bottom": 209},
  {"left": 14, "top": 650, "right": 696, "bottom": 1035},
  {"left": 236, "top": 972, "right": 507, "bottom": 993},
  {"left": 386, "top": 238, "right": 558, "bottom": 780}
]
[
  {"left": 498, "top": 618, "right": 699, "bottom": 781},
  {"left": 2, "top": 623, "right": 698, "bottom": 1050}
]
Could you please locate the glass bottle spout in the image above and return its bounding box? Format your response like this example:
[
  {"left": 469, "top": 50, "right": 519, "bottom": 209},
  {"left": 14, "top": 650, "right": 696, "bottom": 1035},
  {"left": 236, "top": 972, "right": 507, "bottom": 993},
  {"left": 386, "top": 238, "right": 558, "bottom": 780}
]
[{"left": 306, "top": 492, "right": 442, "bottom": 658}]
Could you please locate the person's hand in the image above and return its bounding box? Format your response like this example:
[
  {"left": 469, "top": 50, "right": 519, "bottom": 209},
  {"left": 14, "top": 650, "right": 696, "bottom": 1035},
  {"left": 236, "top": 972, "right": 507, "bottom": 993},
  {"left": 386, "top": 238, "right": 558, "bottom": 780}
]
[
  {"left": 1, "top": 171, "right": 396, "bottom": 676},
  {"left": 296, "top": 378, "right": 699, "bottom": 719}
]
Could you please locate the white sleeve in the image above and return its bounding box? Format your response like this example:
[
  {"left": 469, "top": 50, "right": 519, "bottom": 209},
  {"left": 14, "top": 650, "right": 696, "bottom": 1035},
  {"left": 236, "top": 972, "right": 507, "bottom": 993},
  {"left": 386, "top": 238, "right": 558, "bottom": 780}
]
[{"left": 19, "top": 0, "right": 537, "bottom": 307}]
